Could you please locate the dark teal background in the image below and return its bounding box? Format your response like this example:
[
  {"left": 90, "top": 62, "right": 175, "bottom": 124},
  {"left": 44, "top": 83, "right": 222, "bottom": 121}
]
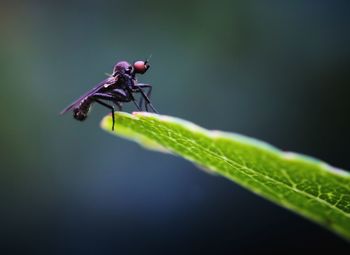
[{"left": 1, "top": 0, "right": 349, "bottom": 254}]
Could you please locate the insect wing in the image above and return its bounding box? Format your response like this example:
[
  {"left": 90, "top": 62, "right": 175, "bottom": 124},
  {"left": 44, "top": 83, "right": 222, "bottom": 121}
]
[{"left": 60, "top": 76, "right": 118, "bottom": 115}]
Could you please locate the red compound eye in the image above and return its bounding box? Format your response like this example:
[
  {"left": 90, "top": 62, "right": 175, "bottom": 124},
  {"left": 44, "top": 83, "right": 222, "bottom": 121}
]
[{"left": 133, "top": 60, "right": 150, "bottom": 74}]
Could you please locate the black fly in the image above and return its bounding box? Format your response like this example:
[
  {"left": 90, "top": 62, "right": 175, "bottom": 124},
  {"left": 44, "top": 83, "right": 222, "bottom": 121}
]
[{"left": 60, "top": 59, "right": 157, "bottom": 130}]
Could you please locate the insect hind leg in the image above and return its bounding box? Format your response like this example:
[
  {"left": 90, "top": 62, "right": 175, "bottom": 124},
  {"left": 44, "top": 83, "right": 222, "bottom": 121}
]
[
  {"left": 93, "top": 97, "right": 116, "bottom": 131},
  {"left": 94, "top": 93, "right": 123, "bottom": 111}
]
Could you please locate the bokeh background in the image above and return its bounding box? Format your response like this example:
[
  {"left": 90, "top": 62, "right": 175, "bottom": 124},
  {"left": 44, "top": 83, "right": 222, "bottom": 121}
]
[{"left": 1, "top": 0, "right": 349, "bottom": 254}]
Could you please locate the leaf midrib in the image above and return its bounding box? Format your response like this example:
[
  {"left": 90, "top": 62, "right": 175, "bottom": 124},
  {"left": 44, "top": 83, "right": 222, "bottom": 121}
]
[{"left": 144, "top": 120, "right": 349, "bottom": 218}]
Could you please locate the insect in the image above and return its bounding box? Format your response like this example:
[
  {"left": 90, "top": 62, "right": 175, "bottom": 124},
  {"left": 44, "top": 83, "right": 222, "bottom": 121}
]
[{"left": 60, "top": 58, "right": 157, "bottom": 130}]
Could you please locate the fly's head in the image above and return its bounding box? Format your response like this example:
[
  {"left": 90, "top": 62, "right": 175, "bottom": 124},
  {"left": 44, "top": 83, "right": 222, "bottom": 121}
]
[
  {"left": 133, "top": 60, "right": 150, "bottom": 74},
  {"left": 112, "top": 59, "right": 150, "bottom": 77}
]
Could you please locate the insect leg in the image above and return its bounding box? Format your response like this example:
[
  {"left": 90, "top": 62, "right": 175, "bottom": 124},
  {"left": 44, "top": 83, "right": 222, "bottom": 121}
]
[
  {"left": 132, "top": 98, "right": 142, "bottom": 111},
  {"left": 93, "top": 97, "right": 116, "bottom": 131},
  {"left": 136, "top": 83, "right": 157, "bottom": 112},
  {"left": 133, "top": 84, "right": 158, "bottom": 113},
  {"left": 123, "top": 87, "right": 143, "bottom": 111},
  {"left": 134, "top": 83, "right": 151, "bottom": 110},
  {"left": 94, "top": 93, "right": 122, "bottom": 111},
  {"left": 110, "top": 89, "right": 142, "bottom": 111}
]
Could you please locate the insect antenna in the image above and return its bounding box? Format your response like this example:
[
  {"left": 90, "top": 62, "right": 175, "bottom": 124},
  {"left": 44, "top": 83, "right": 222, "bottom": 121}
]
[{"left": 144, "top": 54, "right": 152, "bottom": 65}]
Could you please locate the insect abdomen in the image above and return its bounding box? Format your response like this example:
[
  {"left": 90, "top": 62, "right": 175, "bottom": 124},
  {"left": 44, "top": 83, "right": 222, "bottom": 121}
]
[{"left": 73, "top": 98, "right": 92, "bottom": 121}]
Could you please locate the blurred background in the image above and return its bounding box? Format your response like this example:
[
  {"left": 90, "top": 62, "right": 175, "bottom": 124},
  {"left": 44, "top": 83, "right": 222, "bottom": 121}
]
[{"left": 0, "top": 0, "right": 349, "bottom": 254}]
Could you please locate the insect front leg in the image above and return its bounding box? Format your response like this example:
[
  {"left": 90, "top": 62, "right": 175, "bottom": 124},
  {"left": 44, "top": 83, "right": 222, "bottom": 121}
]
[
  {"left": 133, "top": 83, "right": 152, "bottom": 110},
  {"left": 132, "top": 84, "right": 158, "bottom": 113},
  {"left": 122, "top": 87, "right": 143, "bottom": 111}
]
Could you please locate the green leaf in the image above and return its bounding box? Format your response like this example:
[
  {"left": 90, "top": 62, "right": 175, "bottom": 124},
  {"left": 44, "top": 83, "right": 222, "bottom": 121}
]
[{"left": 101, "top": 112, "right": 350, "bottom": 240}]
